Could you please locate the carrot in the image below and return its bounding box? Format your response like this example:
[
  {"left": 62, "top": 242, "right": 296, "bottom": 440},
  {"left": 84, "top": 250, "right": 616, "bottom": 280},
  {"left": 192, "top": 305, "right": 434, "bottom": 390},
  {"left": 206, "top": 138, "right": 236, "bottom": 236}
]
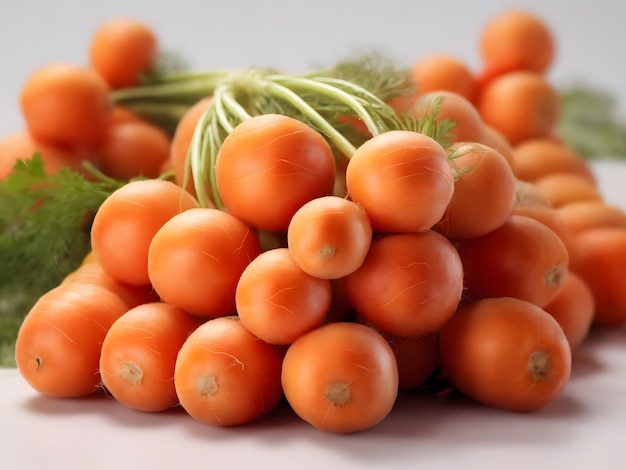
[
  {"left": 174, "top": 316, "right": 284, "bottom": 426},
  {"left": 345, "top": 130, "right": 454, "bottom": 233},
  {"left": 89, "top": 16, "right": 159, "bottom": 90},
  {"left": 480, "top": 124, "right": 516, "bottom": 174},
  {"left": 543, "top": 271, "right": 595, "bottom": 349},
  {"left": 410, "top": 53, "right": 477, "bottom": 101},
  {"left": 110, "top": 104, "right": 146, "bottom": 125},
  {"left": 61, "top": 259, "right": 159, "bottom": 308},
  {"left": 412, "top": 90, "right": 486, "bottom": 144},
  {"left": 434, "top": 141, "right": 517, "bottom": 239},
  {"left": 479, "top": 9, "right": 555, "bottom": 76},
  {"left": 19, "top": 63, "right": 112, "bottom": 148},
  {"left": 532, "top": 172, "right": 603, "bottom": 208},
  {"left": 214, "top": 114, "right": 336, "bottom": 231},
  {"left": 287, "top": 195, "right": 372, "bottom": 279},
  {"left": 512, "top": 138, "right": 596, "bottom": 185},
  {"left": 235, "top": 248, "right": 331, "bottom": 345},
  {"left": 513, "top": 178, "right": 552, "bottom": 208},
  {"left": 510, "top": 203, "right": 574, "bottom": 255},
  {"left": 169, "top": 97, "right": 213, "bottom": 197},
  {"left": 14, "top": 282, "right": 130, "bottom": 397},
  {"left": 94, "top": 119, "right": 172, "bottom": 180},
  {"left": 148, "top": 207, "right": 261, "bottom": 318},
  {"left": 511, "top": 178, "right": 576, "bottom": 253},
  {"left": 345, "top": 230, "right": 464, "bottom": 337},
  {"left": 438, "top": 297, "right": 571, "bottom": 412},
  {"left": 90, "top": 178, "right": 200, "bottom": 286},
  {"left": 281, "top": 321, "right": 398, "bottom": 433},
  {"left": 0, "top": 130, "right": 90, "bottom": 180},
  {"left": 381, "top": 331, "right": 439, "bottom": 391},
  {"left": 556, "top": 201, "right": 626, "bottom": 235},
  {"left": 476, "top": 71, "right": 560, "bottom": 146},
  {"left": 569, "top": 227, "right": 626, "bottom": 327},
  {"left": 455, "top": 214, "right": 569, "bottom": 308},
  {"left": 99, "top": 302, "right": 201, "bottom": 412}
]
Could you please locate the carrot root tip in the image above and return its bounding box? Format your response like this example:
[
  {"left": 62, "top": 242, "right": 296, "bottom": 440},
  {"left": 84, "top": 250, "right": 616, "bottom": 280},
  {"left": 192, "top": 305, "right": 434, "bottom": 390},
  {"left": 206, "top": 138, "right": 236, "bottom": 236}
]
[
  {"left": 325, "top": 382, "right": 351, "bottom": 405},
  {"left": 528, "top": 350, "right": 551, "bottom": 381},
  {"left": 196, "top": 375, "right": 218, "bottom": 397},
  {"left": 119, "top": 361, "right": 144, "bottom": 385},
  {"left": 545, "top": 265, "right": 567, "bottom": 291},
  {"left": 317, "top": 244, "right": 336, "bottom": 261}
]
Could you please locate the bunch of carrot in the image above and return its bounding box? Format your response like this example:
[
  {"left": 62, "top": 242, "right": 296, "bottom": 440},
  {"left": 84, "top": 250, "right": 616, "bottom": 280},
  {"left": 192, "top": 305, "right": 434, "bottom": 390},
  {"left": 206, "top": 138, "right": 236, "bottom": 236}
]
[
  {"left": 10, "top": 10, "right": 626, "bottom": 434},
  {"left": 0, "top": 17, "right": 170, "bottom": 182}
]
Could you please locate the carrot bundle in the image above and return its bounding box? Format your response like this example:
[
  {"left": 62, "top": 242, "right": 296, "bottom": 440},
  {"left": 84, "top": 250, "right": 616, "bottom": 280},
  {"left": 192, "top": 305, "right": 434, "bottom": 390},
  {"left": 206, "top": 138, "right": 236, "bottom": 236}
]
[{"left": 8, "top": 10, "right": 626, "bottom": 435}]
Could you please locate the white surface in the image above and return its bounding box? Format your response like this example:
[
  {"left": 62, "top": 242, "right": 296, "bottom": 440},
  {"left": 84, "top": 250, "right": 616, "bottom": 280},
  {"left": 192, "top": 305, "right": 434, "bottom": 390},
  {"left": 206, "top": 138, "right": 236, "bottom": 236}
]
[
  {"left": 1, "top": 322, "right": 626, "bottom": 470},
  {"left": 2, "top": 2, "right": 626, "bottom": 469}
]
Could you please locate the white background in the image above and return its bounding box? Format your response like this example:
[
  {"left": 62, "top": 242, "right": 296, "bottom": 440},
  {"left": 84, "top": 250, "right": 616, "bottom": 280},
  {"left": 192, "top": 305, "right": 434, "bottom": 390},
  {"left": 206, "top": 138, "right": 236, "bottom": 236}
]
[
  {"left": 1, "top": 0, "right": 626, "bottom": 135},
  {"left": 2, "top": 2, "right": 626, "bottom": 469}
]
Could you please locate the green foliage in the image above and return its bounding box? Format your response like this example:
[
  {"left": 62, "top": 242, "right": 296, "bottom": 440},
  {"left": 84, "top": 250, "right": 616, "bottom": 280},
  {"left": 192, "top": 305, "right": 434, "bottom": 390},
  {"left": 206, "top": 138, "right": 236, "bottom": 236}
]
[
  {"left": 0, "top": 155, "right": 124, "bottom": 366},
  {"left": 558, "top": 86, "right": 626, "bottom": 159}
]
